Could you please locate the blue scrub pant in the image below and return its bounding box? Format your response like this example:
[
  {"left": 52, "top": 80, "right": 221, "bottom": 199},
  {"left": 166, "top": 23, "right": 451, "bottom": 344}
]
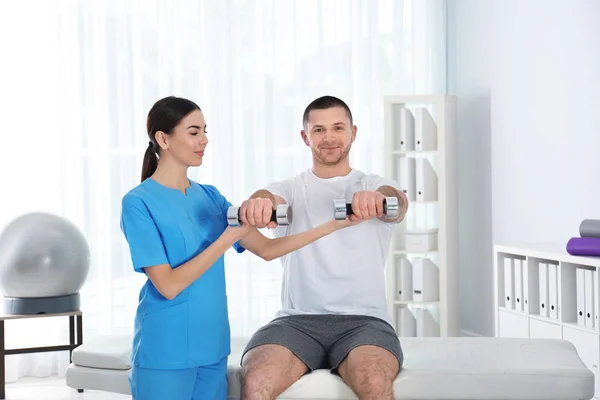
[{"left": 129, "top": 357, "right": 228, "bottom": 400}]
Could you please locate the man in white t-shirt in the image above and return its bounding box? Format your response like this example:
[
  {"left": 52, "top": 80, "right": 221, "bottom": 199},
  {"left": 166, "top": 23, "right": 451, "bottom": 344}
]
[{"left": 238, "top": 95, "right": 409, "bottom": 399}]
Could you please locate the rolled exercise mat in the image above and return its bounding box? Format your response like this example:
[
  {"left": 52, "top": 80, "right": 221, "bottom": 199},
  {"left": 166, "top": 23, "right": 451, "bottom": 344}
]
[
  {"left": 566, "top": 237, "right": 600, "bottom": 256},
  {"left": 579, "top": 219, "right": 600, "bottom": 238}
]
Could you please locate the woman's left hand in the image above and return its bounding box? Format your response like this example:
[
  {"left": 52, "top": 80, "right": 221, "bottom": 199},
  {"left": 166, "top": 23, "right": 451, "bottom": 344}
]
[{"left": 330, "top": 216, "right": 363, "bottom": 230}]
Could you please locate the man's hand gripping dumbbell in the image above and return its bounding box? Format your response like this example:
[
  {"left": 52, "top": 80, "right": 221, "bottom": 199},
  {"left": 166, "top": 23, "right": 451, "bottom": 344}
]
[
  {"left": 227, "top": 197, "right": 292, "bottom": 228},
  {"left": 333, "top": 191, "right": 399, "bottom": 222}
]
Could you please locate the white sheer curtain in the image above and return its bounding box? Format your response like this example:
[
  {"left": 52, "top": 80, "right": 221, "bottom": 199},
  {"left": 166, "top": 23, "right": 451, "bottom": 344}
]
[{"left": 0, "top": 0, "right": 446, "bottom": 382}]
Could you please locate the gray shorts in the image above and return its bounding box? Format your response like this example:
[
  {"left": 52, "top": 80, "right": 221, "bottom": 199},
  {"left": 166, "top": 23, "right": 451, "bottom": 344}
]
[{"left": 241, "top": 314, "right": 403, "bottom": 372}]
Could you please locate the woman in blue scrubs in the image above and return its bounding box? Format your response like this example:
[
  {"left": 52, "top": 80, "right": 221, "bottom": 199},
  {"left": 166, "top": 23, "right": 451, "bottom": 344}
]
[{"left": 120, "top": 96, "right": 349, "bottom": 400}]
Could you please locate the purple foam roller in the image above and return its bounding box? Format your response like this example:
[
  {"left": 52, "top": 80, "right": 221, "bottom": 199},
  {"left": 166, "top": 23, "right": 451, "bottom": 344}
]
[{"left": 566, "top": 237, "right": 600, "bottom": 256}]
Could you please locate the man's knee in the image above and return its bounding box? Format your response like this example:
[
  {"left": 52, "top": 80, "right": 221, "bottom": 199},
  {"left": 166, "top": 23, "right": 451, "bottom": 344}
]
[
  {"left": 360, "top": 372, "right": 390, "bottom": 395},
  {"left": 339, "top": 345, "right": 399, "bottom": 396},
  {"left": 240, "top": 345, "right": 272, "bottom": 395},
  {"left": 241, "top": 344, "right": 307, "bottom": 399}
]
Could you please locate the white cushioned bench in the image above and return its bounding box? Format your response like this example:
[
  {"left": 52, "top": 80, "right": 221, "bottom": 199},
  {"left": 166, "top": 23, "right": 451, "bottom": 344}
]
[{"left": 66, "top": 335, "right": 595, "bottom": 399}]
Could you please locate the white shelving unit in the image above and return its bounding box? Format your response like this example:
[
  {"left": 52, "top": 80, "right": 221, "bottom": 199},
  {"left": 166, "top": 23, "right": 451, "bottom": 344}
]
[
  {"left": 383, "top": 94, "right": 459, "bottom": 338},
  {"left": 494, "top": 243, "right": 600, "bottom": 398}
]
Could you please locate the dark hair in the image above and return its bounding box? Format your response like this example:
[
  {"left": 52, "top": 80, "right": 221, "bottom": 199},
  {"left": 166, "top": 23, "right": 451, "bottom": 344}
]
[
  {"left": 141, "top": 96, "right": 201, "bottom": 182},
  {"left": 302, "top": 95, "right": 353, "bottom": 128}
]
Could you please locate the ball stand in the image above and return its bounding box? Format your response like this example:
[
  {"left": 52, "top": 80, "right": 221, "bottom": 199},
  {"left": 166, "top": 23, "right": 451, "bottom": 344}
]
[{"left": 3, "top": 293, "right": 81, "bottom": 315}]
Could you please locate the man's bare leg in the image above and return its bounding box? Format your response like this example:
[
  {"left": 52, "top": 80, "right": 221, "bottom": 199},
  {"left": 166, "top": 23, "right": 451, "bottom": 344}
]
[
  {"left": 337, "top": 345, "right": 400, "bottom": 400},
  {"left": 241, "top": 344, "right": 308, "bottom": 400}
]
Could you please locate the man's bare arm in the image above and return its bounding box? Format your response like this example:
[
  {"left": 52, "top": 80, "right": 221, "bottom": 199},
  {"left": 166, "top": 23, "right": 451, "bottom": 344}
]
[{"left": 249, "top": 189, "right": 287, "bottom": 207}]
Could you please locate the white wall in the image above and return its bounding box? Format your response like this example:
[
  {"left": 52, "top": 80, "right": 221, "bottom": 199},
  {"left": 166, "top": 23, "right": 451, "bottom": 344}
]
[{"left": 448, "top": 0, "right": 600, "bottom": 336}]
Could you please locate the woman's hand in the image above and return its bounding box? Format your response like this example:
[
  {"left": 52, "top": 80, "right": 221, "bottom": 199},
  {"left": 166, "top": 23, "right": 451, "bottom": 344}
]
[
  {"left": 330, "top": 216, "right": 363, "bottom": 231},
  {"left": 224, "top": 223, "right": 254, "bottom": 242}
]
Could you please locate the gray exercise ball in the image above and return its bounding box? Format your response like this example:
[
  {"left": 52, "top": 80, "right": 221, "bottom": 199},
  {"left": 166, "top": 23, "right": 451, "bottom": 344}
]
[{"left": 0, "top": 212, "right": 90, "bottom": 299}]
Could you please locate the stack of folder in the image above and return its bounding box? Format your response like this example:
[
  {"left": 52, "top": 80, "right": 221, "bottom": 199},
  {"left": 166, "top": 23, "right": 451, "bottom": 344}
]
[{"left": 567, "top": 219, "right": 600, "bottom": 256}]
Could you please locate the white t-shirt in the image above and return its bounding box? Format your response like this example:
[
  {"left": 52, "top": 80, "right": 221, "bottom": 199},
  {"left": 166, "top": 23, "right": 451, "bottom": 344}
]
[{"left": 265, "top": 168, "right": 402, "bottom": 325}]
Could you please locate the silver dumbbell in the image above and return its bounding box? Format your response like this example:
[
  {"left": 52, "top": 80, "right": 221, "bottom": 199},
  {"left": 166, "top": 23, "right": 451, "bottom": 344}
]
[
  {"left": 227, "top": 204, "right": 293, "bottom": 227},
  {"left": 333, "top": 197, "right": 399, "bottom": 220}
]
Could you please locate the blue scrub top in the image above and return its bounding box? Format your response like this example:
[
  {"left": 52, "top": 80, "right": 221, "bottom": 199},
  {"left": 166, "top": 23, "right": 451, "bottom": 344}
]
[{"left": 120, "top": 178, "right": 245, "bottom": 370}]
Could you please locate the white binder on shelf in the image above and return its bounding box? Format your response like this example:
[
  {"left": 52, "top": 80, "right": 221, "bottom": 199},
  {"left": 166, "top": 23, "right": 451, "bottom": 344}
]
[
  {"left": 395, "top": 258, "right": 413, "bottom": 301},
  {"left": 416, "top": 308, "right": 439, "bottom": 337},
  {"left": 548, "top": 263, "right": 558, "bottom": 319},
  {"left": 539, "top": 262, "right": 549, "bottom": 317},
  {"left": 393, "top": 106, "right": 415, "bottom": 152},
  {"left": 576, "top": 267, "right": 585, "bottom": 326},
  {"left": 396, "top": 307, "right": 417, "bottom": 337},
  {"left": 504, "top": 257, "right": 514, "bottom": 309},
  {"left": 514, "top": 258, "right": 523, "bottom": 312},
  {"left": 414, "top": 107, "right": 437, "bottom": 151},
  {"left": 397, "top": 157, "right": 416, "bottom": 201},
  {"left": 412, "top": 257, "right": 439, "bottom": 302},
  {"left": 522, "top": 259, "right": 535, "bottom": 313},
  {"left": 415, "top": 158, "right": 438, "bottom": 202},
  {"left": 594, "top": 269, "right": 599, "bottom": 328},
  {"left": 584, "top": 268, "right": 594, "bottom": 328}
]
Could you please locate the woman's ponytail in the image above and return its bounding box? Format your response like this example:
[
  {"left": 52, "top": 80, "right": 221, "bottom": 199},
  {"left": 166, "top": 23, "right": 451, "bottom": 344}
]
[{"left": 141, "top": 141, "right": 158, "bottom": 182}]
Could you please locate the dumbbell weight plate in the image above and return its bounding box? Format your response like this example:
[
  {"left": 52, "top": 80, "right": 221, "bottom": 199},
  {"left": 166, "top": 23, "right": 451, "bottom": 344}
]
[
  {"left": 275, "top": 204, "right": 293, "bottom": 225},
  {"left": 333, "top": 199, "right": 349, "bottom": 220},
  {"left": 384, "top": 196, "right": 400, "bottom": 219}
]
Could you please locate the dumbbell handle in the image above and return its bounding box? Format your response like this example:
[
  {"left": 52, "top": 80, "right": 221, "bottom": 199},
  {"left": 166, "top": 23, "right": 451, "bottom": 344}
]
[
  {"left": 333, "top": 197, "right": 399, "bottom": 220},
  {"left": 227, "top": 204, "right": 293, "bottom": 227}
]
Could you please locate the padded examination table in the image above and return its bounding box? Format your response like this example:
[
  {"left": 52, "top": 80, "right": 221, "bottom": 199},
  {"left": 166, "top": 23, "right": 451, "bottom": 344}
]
[{"left": 66, "top": 335, "right": 595, "bottom": 399}]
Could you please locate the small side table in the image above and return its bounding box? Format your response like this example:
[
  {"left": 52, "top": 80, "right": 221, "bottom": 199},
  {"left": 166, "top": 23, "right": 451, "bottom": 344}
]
[{"left": 0, "top": 310, "right": 83, "bottom": 399}]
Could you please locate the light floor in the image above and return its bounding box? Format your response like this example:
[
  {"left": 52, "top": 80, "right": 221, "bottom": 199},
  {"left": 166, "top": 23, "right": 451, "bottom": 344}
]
[{"left": 5, "top": 376, "right": 129, "bottom": 399}]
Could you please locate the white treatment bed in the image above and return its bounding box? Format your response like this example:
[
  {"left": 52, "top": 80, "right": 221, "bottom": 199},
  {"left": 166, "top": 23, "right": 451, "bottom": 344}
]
[{"left": 66, "top": 335, "right": 595, "bottom": 399}]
